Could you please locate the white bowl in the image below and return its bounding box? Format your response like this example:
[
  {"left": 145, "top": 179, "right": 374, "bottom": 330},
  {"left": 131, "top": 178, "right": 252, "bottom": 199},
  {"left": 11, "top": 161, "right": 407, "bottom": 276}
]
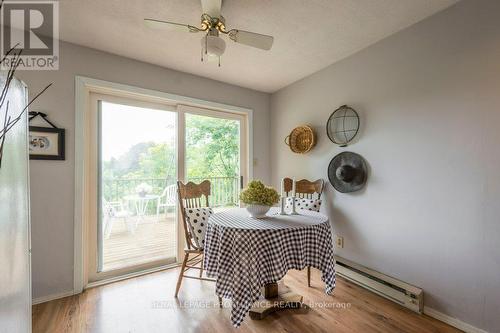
[{"left": 246, "top": 204, "right": 271, "bottom": 218}]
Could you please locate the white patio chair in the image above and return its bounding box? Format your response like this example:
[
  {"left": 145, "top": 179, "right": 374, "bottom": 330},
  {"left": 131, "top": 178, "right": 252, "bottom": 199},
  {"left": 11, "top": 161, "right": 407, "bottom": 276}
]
[
  {"left": 103, "top": 199, "right": 132, "bottom": 239},
  {"left": 156, "top": 184, "right": 177, "bottom": 217}
]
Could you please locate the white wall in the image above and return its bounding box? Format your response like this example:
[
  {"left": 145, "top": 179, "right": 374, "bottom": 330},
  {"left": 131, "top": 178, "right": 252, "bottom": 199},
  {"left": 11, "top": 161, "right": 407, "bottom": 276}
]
[
  {"left": 270, "top": 0, "right": 500, "bottom": 332},
  {"left": 16, "top": 41, "right": 271, "bottom": 300}
]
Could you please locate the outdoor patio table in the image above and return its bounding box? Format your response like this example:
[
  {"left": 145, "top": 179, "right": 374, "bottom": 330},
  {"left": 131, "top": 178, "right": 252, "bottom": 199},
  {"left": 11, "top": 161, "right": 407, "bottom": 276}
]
[
  {"left": 124, "top": 194, "right": 159, "bottom": 221},
  {"left": 203, "top": 207, "right": 336, "bottom": 327}
]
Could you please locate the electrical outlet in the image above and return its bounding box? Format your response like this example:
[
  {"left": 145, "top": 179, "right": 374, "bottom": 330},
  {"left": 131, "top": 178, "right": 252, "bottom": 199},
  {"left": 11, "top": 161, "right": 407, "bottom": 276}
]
[{"left": 335, "top": 236, "right": 344, "bottom": 248}]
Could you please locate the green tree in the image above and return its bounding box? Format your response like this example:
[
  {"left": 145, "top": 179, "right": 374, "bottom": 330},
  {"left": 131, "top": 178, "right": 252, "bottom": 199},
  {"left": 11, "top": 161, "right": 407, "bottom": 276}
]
[
  {"left": 103, "top": 142, "right": 155, "bottom": 178},
  {"left": 102, "top": 116, "right": 240, "bottom": 205},
  {"left": 185, "top": 115, "right": 239, "bottom": 178},
  {"left": 132, "top": 143, "right": 176, "bottom": 179}
]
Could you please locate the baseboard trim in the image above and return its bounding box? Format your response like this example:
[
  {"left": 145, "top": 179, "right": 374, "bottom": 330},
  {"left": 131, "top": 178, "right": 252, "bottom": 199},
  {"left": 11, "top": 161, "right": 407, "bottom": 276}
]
[
  {"left": 424, "top": 307, "right": 487, "bottom": 333},
  {"left": 32, "top": 290, "right": 75, "bottom": 305}
]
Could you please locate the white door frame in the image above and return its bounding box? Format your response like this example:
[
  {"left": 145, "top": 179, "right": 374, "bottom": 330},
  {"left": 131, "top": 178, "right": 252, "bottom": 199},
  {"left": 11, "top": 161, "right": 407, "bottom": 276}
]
[{"left": 74, "top": 76, "right": 253, "bottom": 293}]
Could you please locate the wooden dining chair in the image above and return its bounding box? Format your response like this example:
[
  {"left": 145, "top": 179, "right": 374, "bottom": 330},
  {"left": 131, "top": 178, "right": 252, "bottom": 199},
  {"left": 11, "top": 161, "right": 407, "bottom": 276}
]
[
  {"left": 284, "top": 178, "right": 325, "bottom": 200},
  {"left": 175, "top": 180, "right": 222, "bottom": 306},
  {"left": 284, "top": 177, "right": 325, "bottom": 287}
]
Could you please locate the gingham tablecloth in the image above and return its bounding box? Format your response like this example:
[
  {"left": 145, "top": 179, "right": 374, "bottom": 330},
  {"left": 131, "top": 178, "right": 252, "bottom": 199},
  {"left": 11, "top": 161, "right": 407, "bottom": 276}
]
[{"left": 203, "top": 207, "right": 336, "bottom": 327}]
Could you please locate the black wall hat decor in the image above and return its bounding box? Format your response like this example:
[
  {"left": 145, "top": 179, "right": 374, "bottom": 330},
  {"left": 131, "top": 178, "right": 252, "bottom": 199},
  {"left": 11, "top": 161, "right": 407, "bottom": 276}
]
[
  {"left": 326, "top": 105, "right": 360, "bottom": 147},
  {"left": 328, "top": 152, "right": 367, "bottom": 193}
]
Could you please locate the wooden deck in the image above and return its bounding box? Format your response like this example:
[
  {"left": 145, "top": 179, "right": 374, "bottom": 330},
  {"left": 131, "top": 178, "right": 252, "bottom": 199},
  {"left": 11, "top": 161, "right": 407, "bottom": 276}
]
[
  {"left": 103, "top": 214, "right": 177, "bottom": 271},
  {"left": 102, "top": 207, "right": 237, "bottom": 272}
]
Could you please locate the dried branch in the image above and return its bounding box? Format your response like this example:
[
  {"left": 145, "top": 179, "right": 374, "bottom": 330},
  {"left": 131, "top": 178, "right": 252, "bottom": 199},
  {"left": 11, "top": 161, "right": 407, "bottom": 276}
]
[
  {"left": 0, "top": 42, "right": 52, "bottom": 169},
  {"left": 0, "top": 83, "right": 52, "bottom": 137},
  {"left": 0, "top": 50, "right": 23, "bottom": 136},
  {"left": 0, "top": 50, "right": 22, "bottom": 111},
  {"left": 0, "top": 43, "right": 20, "bottom": 66},
  {"left": 0, "top": 102, "right": 10, "bottom": 168}
]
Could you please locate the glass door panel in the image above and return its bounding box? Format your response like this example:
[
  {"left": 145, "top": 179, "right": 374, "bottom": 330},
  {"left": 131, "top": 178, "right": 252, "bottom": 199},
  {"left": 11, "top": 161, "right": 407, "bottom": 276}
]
[
  {"left": 185, "top": 113, "right": 242, "bottom": 212},
  {"left": 98, "top": 100, "right": 177, "bottom": 273},
  {"left": 87, "top": 96, "right": 249, "bottom": 284}
]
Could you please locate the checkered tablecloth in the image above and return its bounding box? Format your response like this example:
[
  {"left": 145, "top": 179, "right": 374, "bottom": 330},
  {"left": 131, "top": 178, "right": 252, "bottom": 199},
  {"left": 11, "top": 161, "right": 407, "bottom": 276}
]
[{"left": 203, "top": 207, "right": 336, "bottom": 327}]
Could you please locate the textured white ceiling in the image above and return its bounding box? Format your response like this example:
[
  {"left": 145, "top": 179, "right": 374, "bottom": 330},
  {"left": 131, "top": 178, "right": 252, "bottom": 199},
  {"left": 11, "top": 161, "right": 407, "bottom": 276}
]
[{"left": 59, "top": 0, "right": 458, "bottom": 92}]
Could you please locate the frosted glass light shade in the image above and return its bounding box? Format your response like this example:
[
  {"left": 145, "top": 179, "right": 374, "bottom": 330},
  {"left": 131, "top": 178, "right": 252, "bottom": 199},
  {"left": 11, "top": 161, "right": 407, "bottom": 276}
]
[{"left": 201, "top": 35, "right": 226, "bottom": 57}]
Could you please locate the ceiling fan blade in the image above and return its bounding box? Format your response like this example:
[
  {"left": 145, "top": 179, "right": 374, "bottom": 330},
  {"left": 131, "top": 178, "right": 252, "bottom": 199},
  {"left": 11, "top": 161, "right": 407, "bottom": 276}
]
[
  {"left": 144, "top": 18, "right": 200, "bottom": 33},
  {"left": 228, "top": 30, "right": 274, "bottom": 51},
  {"left": 201, "top": 0, "right": 222, "bottom": 18}
]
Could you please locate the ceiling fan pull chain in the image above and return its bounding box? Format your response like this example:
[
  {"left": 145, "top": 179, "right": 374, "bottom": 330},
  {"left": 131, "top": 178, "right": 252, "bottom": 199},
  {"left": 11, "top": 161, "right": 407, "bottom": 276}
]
[{"left": 218, "top": 56, "right": 221, "bottom": 67}]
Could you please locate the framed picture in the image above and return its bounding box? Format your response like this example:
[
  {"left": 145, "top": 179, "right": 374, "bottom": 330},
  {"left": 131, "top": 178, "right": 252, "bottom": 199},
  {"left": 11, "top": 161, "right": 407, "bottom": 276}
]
[{"left": 29, "top": 126, "right": 65, "bottom": 160}]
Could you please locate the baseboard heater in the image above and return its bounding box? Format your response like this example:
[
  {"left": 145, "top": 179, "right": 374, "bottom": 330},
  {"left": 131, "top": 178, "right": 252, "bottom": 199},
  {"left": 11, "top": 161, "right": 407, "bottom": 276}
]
[{"left": 335, "top": 256, "right": 423, "bottom": 313}]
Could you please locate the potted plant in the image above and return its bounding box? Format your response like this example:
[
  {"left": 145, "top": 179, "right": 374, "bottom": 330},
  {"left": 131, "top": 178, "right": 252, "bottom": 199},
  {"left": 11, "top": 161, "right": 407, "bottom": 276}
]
[{"left": 240, "top": 180, "right": 279, "bottom": 218}]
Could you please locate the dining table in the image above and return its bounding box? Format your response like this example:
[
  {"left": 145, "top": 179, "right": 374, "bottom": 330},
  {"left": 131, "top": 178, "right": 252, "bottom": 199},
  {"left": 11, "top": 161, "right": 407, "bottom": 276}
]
[{"left": 203, "top": 207, "right": 336, "bottom": 327}]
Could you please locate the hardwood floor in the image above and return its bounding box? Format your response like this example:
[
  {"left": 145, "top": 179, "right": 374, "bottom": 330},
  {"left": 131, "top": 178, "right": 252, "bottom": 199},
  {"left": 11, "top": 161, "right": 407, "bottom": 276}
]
[{"left": 32, "top": 268, "right": 461, "bottom": 333}]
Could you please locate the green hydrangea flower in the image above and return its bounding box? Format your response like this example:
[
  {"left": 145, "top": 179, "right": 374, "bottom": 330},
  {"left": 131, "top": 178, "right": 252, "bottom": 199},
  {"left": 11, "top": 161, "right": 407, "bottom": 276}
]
[{"left": 239, "top": 180, "right": 279, "bottom": 206}]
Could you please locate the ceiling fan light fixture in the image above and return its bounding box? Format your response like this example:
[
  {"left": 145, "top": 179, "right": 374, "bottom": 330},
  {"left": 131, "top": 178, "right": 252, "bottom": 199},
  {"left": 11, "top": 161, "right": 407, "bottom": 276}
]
[
  {"left": 145, "top": 0, "right": 274, "bottom": 68},
  {"left": 201, "top": 34, "right": 226, "bottom": 57}
]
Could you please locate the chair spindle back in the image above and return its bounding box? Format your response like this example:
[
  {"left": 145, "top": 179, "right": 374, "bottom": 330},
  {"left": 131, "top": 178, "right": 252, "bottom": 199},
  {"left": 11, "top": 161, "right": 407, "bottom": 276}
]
[
  {"left": 283, "top": 178, "right": 325, "bottom": 199},
  {"left": 177, "top": 180, "right": 211, "bottom": 250}
]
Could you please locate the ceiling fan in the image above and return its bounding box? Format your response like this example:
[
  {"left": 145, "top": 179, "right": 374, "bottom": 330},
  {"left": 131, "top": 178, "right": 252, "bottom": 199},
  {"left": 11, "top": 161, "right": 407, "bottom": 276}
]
[{"left": 144, "top": 0, "right": 274, "bottom": 66}]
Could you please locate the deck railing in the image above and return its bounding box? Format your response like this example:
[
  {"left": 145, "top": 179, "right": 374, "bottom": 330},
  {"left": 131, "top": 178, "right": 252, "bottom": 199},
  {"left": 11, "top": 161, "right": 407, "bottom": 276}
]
[
  {"left": 102, "top": 176, "right": 240, "bottom": 211},
  {"left": 188, "top": 176, "right": 241, "bottom": 208}
]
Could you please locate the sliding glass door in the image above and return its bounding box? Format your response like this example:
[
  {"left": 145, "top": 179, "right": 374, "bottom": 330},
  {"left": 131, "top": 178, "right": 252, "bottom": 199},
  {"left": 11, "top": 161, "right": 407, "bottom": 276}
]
[
  {"left": 88, "top": 96, "right": 248, "bottom": 283},
  {"left": 185, "top": 110, "right": 245, "bottom": 212}
]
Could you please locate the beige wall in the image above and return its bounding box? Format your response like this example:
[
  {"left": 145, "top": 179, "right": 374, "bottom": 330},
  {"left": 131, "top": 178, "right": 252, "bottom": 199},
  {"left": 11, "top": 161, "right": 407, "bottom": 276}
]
[
  {"left": 16, "top": 41, "right": 271, "bottom": 300},
  {"left": 270, "top": 0, "right": 500, "bottom": 331}
]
